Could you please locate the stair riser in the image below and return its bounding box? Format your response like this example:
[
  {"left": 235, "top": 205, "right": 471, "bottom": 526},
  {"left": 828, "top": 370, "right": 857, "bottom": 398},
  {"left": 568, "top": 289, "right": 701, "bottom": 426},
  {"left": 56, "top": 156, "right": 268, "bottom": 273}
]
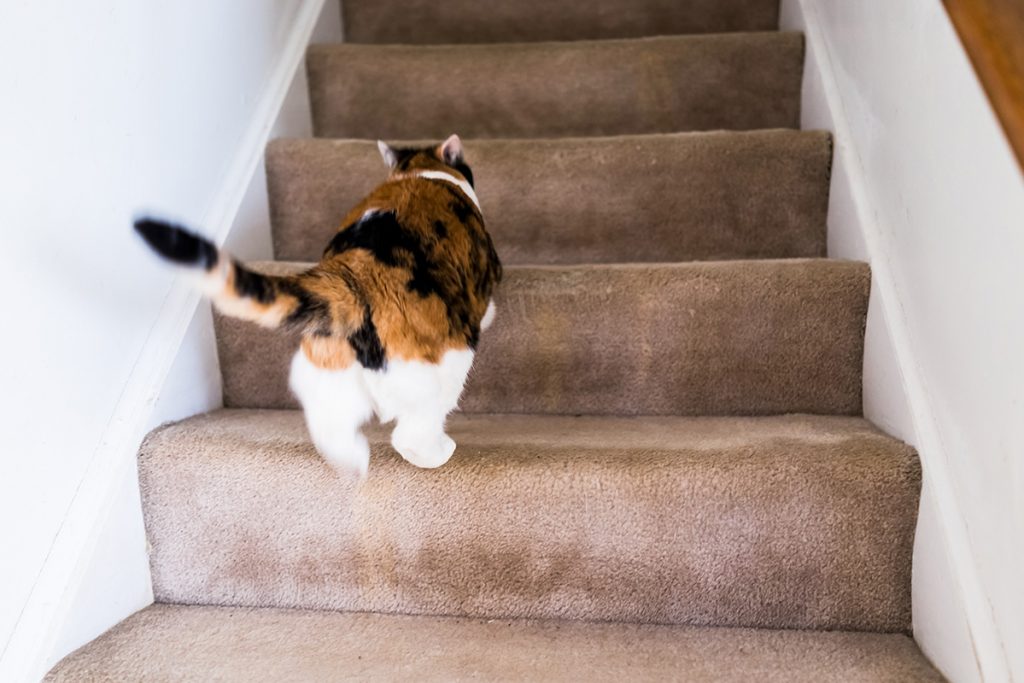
[
  {"left": 267, "top": 131, "right": 831, "bottom": 264},
  {"left": 217, "top": 260, "right": 868, "bottom": 416},
  {"left": 307, "top": 34, "right": 804, "bottom": 139},
  {"left": 140, "top": 411, "right": 917, "bottom": 632},
  {"left": 342, "top": 0, "right": 780, "bottom": 44}
]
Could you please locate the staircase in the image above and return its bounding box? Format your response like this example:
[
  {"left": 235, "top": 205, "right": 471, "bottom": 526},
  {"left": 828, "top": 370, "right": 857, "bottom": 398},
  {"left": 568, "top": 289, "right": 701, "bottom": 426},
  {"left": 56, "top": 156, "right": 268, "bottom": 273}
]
[{"left": 48, "top": 1, "right": 944, "bottom": 680}]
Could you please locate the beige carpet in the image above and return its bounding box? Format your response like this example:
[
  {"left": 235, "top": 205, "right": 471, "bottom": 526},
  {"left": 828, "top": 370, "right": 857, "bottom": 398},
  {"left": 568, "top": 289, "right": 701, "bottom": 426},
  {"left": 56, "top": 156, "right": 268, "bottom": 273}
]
[
  {"left": 216, "top": 260, "right": 869, "bottom": 415},
  {"left": 267, "top": 131, "right": 832, "bottom": 264},
  {"left": 48, "top": 0, "right": 942, "bottom": 679},
  {"left": 47, "top": 605, "right": 942, "bottom": 683},
  {"left": 307, "top": 34, "right": 804, "bottom": 139},
  {"left": 341, "top": 0, "right": 781, "bottom": 44},
  {"left": 139, "top": 410, "right": 917, "bottom": 632}
]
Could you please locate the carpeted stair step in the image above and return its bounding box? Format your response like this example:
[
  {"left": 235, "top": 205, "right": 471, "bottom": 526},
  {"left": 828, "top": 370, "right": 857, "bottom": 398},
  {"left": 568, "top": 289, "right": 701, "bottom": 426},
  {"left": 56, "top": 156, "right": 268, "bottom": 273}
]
[
  {"left": 47, "top": 604, "right": 943, "bottom": 682},
  {"left": 138, "top": 410, "right": 918, "bottom": 631},
  {"left": 342, "top": 0, "right": 781, "bottom": 45},
  {"left": 267, "top": 131, "right": 832, "bottom": 264},
  {"left": 307, "top": 33, "right": 804, "bottom": 139},
  {"left": 216, "top": 259, "right": 868, "bottom": 416}
]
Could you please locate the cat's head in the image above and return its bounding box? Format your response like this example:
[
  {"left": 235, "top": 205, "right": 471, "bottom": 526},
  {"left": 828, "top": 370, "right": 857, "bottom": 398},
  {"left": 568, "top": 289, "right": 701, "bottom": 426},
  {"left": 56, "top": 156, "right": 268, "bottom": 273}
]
[{"left": 376, "top": 134, "right": 474, "bottom": 188}]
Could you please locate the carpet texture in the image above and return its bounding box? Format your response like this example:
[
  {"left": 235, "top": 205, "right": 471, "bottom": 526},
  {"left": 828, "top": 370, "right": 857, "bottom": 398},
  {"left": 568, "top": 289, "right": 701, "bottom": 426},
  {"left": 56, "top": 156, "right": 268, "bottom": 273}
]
[
  {"left": 267, "top": 131, "right": 832, "bottom": 264},
  {"left": 216, "top": 260, "right": 869, "bottom": 415},
  {"left": 307, "top": 34, "right": 804, "bottom": 139},
  {"left": 47, "top": 605, "right": 943, "bottom": 683},
  {"left": 342, "top": 0, "right": 781, "bottom": 44},
  {"left": 140, "top": 410, "right": 918, "bottom": 632}
]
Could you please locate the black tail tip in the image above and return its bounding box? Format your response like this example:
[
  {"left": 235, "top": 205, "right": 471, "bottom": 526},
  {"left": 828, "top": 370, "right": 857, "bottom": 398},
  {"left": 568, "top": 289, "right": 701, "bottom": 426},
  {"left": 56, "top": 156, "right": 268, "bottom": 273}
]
[{"left": 134, "top": 217, "right": 218, "bottom": 269}]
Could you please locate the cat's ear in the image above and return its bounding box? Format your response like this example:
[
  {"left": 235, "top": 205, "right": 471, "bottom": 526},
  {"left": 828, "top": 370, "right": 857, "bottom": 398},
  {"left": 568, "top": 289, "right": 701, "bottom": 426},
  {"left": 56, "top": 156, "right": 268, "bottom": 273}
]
[
  {"left": 377, "top": 140, "right": 398, "bottom": 169},
  {"left": 440, "top": 134, "right": 464, "bottom": 166}
]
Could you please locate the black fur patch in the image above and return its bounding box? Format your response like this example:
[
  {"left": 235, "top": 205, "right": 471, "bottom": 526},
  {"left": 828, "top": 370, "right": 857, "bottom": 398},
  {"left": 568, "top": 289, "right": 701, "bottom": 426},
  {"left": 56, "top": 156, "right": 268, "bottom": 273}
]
[
  {"left": 231, "top": 263, "right": 275, "bottom": 303},
  {"left": 231, "top": 263, "right": 328, "bottom": 330},
  {"left": 281, "top": 279, "right": 328, "bottom": 329},
  {"left": 392, "top": 148, "right": 417, "bottom": 168},
  {"left": 462, "top": 308, "right": 480, "bottom": 349},
  {"left": 389, "top": 144, "right": 474, "bottom": 187},
  {"left": 348, "top": 307, "right": 385, "bottom": 370},
  {"left": 451, "top": 160, "right": 474, "bottom": 188},
  {"left": 448, "top": 195, "right": 476, "bottom": 223},
  {"left": 134, "top": 218, "right": 217, "bottom": 270},
  {"left": 327, "top": 211, "right": 442, "bottom": 299},
  {"left": 433, "top": 220, "right": 448, "bottom": 238}
]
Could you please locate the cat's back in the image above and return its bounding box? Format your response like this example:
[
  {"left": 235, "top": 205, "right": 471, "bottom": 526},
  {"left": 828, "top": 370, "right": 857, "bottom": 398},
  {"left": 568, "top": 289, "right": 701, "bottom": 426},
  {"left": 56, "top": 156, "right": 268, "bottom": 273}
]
[{"left": 317, "top": 175, "right": 501, "bottom": 361}]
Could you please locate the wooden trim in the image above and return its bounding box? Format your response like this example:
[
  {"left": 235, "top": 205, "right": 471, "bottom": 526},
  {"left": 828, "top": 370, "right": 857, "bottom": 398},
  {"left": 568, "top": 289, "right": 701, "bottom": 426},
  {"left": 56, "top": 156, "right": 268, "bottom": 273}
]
[{"left": 944, "top": 0, "right": 1024, "bottom": 171}]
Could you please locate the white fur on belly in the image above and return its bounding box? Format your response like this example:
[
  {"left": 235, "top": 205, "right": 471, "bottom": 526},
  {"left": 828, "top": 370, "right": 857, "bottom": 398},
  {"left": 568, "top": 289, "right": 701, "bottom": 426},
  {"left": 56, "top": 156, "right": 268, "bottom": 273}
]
[{"left": 481, "top": 299, "right": 496, "bottom": 331}]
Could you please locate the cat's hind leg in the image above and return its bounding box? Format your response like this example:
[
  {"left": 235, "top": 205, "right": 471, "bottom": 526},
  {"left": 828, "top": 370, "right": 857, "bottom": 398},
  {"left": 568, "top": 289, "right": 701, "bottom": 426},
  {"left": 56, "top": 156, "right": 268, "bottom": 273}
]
[
  {"left": 369, "top": 349, "right": 474, "bottom": 469},
  {"left": 289, "top": 349, "right": 374, "bottom": 476},
  {"left": 391, "top": 411, "right": 456, "bottom": 469}
]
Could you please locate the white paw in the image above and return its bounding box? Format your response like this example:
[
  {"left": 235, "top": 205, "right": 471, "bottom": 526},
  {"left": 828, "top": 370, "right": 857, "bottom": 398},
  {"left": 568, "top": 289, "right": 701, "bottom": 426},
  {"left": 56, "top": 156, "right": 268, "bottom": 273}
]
[
  {"left": 316, "top": 434, "right": 370, "bottom": 478},
  {"left": 392, "top": 429, "right": 456, "bottom": 469}
]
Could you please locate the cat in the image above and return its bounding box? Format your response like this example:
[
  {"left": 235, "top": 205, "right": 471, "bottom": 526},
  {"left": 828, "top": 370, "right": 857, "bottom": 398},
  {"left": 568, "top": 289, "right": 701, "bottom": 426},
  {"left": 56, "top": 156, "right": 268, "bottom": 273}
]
[{"left": 135, "top": 134, "right": 501, "bottom": 475}]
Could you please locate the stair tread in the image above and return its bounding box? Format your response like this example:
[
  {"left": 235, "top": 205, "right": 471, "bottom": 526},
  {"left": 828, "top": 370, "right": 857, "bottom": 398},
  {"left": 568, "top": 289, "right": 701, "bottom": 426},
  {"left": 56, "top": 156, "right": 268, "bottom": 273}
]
[
  {"left": 307, "top": 33, "right": 804, "bottom": 139},
  {"left": 342, "top": 0, "right": 780, "bottom": 44},
  {"left": 216, "top": 259, "right": 869, "bottom": 416},
  {"left": 140, "top": 409, "right": 918, "bottom": 631},
  {"left": 47, "top": 604, "right": 942, "bottom": 683},
  {"left": 267, "top": 130, "right": 831, "bottom": 264}
]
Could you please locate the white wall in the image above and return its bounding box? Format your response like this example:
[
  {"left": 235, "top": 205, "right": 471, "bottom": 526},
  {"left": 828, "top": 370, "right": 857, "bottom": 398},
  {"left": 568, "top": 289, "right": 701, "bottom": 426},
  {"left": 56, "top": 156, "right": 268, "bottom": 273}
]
[
  {"left": 0, "top": 1, "right": 338, "bottom": 680},
  {"left": 782, "top": 2, "right": 1024, "bottom": 681}
]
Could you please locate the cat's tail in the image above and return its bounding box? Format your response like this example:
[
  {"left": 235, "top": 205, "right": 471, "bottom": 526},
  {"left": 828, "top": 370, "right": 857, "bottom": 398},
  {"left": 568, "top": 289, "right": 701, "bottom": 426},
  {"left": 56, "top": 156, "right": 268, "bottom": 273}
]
[{"left": 134, "top": 217, "right": 322, "bottom": 330}]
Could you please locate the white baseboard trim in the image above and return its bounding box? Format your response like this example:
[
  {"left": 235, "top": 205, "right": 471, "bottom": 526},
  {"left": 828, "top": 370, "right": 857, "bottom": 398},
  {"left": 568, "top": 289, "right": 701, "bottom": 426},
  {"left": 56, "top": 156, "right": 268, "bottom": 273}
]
[
  {"left": 782, "top": 1, "right": 1010, "bottom": 681},
  {"left": 0, "top": 2, "right": 326, "bottom": 680}
]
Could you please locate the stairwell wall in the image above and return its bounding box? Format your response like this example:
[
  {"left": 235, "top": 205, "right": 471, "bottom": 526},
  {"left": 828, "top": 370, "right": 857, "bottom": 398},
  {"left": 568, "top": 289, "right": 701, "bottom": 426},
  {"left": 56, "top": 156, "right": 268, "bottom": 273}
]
[
  {"left": 0, "top": 1, "right": 339, "bottom": 680},
  {"left": 782, "top": 2, "right": 1024, "bottom": 682}
]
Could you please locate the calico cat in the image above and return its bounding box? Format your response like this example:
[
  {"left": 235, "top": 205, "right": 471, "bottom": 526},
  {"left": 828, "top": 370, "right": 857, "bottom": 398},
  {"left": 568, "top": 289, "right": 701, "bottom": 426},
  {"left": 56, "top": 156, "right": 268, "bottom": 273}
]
[{"left": 136, "top": 134, "right": 501, "bottom": 475}]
